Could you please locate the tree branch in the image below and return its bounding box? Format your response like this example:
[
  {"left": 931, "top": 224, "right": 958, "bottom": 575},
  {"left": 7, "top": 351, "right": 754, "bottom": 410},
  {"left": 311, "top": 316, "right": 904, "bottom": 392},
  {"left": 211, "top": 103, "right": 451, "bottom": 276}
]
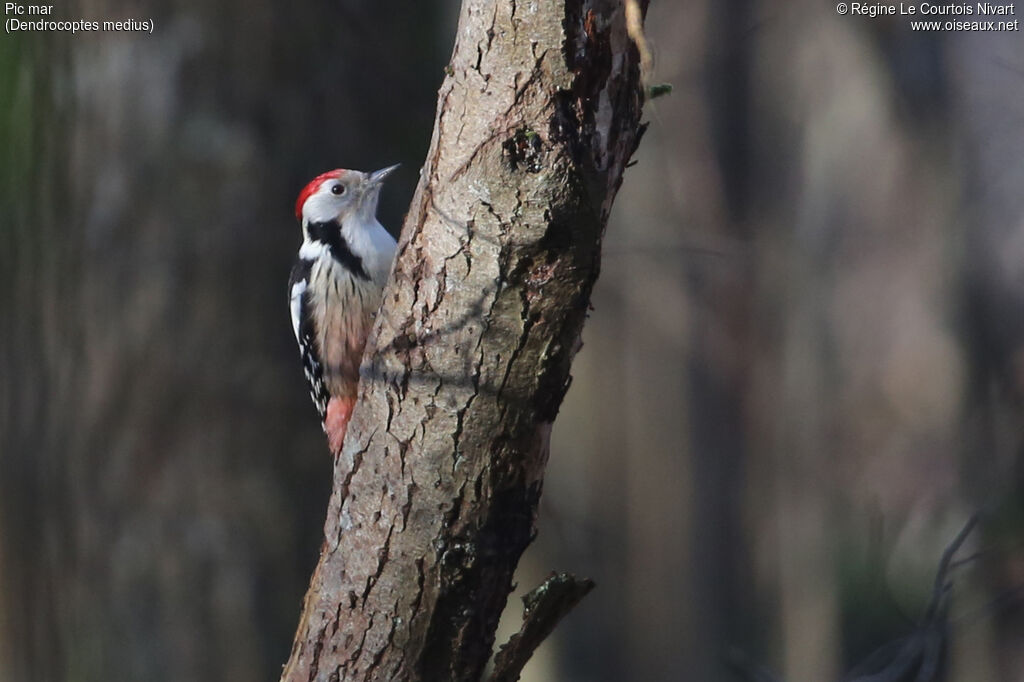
[
  {"left": 280, "top": 0, "right": 646, "bottom": 679},
  {"left": 489, "top": 572, "right": 595, "bottom": 682}
]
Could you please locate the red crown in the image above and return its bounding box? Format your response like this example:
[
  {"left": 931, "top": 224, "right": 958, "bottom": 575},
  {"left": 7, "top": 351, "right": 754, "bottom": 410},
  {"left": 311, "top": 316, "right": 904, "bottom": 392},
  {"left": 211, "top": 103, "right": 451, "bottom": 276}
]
[{"left": 295, "top": 169, "right": 346, "bottom": 221}]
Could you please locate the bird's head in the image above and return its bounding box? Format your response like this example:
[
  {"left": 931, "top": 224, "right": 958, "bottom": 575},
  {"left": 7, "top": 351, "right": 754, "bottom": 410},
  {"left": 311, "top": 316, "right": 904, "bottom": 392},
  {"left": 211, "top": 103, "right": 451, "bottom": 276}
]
[{"left": 295, "top": 164, "right": 399, "bottom": 226}]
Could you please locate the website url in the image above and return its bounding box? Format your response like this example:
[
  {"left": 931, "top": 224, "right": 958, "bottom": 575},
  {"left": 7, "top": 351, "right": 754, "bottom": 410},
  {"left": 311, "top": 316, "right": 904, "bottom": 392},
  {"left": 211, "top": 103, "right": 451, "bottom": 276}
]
[{"left": 910, "top": 17, "right": 1020, "bottom": 28}]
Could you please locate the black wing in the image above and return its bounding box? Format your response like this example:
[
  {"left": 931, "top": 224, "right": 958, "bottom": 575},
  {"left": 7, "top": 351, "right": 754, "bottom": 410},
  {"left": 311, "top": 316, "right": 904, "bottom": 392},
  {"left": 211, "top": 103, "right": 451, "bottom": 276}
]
[{"left": 288, "top": 258, "right": 329, "bottom": 422}]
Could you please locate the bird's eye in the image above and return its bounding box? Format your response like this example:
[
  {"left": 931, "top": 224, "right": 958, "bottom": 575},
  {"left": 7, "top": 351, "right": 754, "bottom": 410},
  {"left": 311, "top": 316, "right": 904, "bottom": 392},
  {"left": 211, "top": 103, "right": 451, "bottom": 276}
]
[{"left": 331, "top": 184, "right": 345, "bottom": 195}]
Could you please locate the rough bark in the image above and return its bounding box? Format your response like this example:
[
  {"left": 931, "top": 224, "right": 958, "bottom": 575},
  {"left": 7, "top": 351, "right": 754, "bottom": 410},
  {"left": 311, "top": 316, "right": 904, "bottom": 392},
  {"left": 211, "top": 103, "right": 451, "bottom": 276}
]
[{"left": 280, "top": 0, "right": 647, "bottom": 680}]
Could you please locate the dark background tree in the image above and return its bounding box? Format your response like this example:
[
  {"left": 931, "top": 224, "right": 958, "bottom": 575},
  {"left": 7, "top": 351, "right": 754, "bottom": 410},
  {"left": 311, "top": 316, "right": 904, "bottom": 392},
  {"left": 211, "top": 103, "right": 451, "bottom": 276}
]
[{"left": 2, "top": 1, "right": 1023, "bottom": 682}]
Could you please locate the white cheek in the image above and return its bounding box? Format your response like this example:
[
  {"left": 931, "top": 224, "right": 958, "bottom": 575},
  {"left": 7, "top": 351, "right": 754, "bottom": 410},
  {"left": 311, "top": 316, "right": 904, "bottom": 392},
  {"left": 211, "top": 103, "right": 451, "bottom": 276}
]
[{"left": 303, "top": 192, "right": 345, "bottom": 223}]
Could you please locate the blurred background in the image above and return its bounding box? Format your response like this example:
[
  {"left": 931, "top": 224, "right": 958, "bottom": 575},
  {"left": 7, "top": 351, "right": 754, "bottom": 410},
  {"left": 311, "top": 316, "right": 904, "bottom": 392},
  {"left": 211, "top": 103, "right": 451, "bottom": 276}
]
[{"left": 2, "top": 0, "right": 1023, "bottom": 680}]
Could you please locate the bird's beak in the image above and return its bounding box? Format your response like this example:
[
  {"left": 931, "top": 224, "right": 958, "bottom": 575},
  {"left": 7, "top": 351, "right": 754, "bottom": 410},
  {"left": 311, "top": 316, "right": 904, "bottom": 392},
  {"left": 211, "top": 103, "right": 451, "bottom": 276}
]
[{"left": 369, "top": 164, "right": 400, "bottom": 185}]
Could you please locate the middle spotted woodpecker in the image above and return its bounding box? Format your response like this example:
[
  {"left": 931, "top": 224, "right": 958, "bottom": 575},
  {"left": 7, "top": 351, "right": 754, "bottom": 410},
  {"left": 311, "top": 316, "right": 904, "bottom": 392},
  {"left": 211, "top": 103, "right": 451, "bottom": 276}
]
[{"left": 289, "top": 165, "right": 399, "bottom": 454}]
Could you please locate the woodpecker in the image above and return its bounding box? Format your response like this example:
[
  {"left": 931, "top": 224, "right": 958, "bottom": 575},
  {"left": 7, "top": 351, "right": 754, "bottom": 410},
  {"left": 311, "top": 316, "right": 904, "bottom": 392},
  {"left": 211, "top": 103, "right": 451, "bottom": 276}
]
[{"left": 289, "top": 165, "right": 399, "bottom": 454}]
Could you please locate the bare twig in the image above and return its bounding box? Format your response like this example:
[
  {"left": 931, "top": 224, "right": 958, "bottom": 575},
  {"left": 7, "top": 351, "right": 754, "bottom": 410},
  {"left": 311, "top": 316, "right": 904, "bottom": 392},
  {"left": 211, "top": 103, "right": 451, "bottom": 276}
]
[
  {"left": 489, "top": 573, "right": 595, "bottom": 682},
  {"left": 844, "top": 515, "right": 976, "bottom": 682},
  {"left": 925, "top": 515, "right": 977, "bottom": 622},
  {"left": 729, "top": 516, "right": 980, "bottom": 682}
]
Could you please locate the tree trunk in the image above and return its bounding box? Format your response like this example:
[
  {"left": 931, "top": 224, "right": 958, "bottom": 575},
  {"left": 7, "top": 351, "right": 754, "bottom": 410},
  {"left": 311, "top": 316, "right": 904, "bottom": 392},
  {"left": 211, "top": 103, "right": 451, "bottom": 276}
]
[{"left": 280, "top": 0, "right": 647, "bottom": 679}]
